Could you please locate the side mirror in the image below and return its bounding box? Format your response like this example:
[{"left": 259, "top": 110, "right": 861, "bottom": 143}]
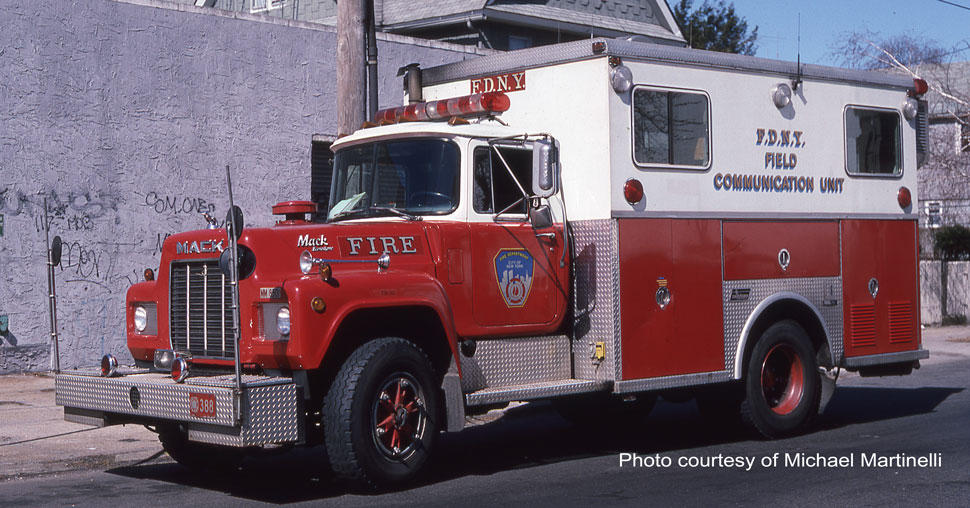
[
  {"left": 219, "top": 244, "right": 256, "bottom": 280},
  {"left": 50, "top": 236, "right": 62, "bottom": 267},
  {"left": 532, "top": 138, "right": 559, "bottom": 198},
  {"left": 529, "top": 204, "right": 553, "bottom": 230},
  {"left": 226, "top": 205, "right": 244, "bottom": 240}
]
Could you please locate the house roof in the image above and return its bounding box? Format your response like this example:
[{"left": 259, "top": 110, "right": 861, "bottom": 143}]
[
  {"left": 381, "top": 0, "right": 487, "bottom": 26},
  {"left": 379, "top": 0, "right": 684, "bottom": 43},
  {"left": 485, "top": 3, "right": 682, "bottom": 42}
]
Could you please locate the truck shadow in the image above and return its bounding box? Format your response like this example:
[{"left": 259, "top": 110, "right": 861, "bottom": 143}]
[{"left": 107, "top": 385, "right": 962, "bottom": 503}]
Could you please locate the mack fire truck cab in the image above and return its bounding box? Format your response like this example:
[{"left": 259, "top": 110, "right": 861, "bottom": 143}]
[{"left": 55, "top": 38, "right": 929, "bottom": 488}]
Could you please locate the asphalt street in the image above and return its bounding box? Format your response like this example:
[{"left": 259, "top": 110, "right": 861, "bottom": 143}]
[{"left": 0, "top": 329, "right": 967, "bottom": 507}]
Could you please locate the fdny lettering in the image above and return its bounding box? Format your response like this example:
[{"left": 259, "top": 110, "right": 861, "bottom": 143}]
[
  {"left": 756, "top": 128, "right": 804, "bottom": 147},
  {"left": 297, "top": 234, "right": 334, "bottom": 252},
  {"left": 757, "top": 128, "right": 803, "bottom": 171},
  {"left": 176, "top": 240, "right": 224, "bottom": 255},
  {"left": 345, "top": 236, "right": 418, "bottom": 255},
  {"left": 470, "top": 71, "right": 526, "bottom": 94}
]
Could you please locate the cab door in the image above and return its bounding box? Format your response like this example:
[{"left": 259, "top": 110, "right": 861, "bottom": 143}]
[{"left": 468, "top": 142, "right": 567, "bottom": 330}]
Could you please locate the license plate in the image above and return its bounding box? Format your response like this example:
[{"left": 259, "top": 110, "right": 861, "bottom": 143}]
[{"left": 189, "top": 393, "right": 216, "bottom": 418}]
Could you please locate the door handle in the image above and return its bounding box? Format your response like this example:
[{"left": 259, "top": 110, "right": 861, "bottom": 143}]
[{"left": 536, "top": 232, "right": 556, "bottom": 239}]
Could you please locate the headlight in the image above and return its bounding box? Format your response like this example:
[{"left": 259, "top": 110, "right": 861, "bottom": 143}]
[
  {"left": 134, "top": 306, "right": 148, "bottom": 332},
  {"left": 300, "top": 250, "right": 315, "bottom": 274},
  {"left": 276, "top": 306, "right": 291, "bottom": 336}
]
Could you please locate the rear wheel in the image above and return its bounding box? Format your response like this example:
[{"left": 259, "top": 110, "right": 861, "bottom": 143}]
[
  {"left": 324, "top": 338, "right": 439, "bottom": 490},
  {"left": 740, "top": 320, "right": 820, "bottom": 438}
]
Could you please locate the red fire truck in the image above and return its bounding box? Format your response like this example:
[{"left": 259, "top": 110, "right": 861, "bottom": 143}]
[{"left": 55, "top": 38, "right": 929, "bottom": 488}]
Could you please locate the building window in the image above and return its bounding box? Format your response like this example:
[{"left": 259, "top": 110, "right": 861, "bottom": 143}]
[
  {"left": 251, "top": 0, "right": 285, "bottom": 13},
  {"left": 633, "top": 87, "right": 711, "bottom": 168},
  {"left": 926, "top": 201, "right": 943, "bottom": 228},
  {"left": 508, "top": 35, "right": 532, "bottom": 51},
  {"left": 844, "top": 107, "right": 901, "bottom": 176}
]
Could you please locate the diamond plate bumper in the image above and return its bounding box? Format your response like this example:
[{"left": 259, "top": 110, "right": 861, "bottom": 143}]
[{"left": 55, "top": 370, "right": 303, "bottom": 447}]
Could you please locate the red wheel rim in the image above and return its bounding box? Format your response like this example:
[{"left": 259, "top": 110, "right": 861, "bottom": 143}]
[
  {"left": 760, "top": 344, "right": 804, "bottom": 415},
  {"left": 371, "top": 372, "right": 426, "bottom": 459}
]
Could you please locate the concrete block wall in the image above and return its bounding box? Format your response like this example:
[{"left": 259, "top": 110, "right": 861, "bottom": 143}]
[
  {"left": 0, "top": 0, "right": 485, "bottom": 373},
  {"left": 921, "top": 261, "right": 970, "bottom": 325}
]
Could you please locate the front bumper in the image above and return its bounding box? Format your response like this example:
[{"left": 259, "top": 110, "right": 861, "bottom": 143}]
[{"left": 55, "top": 370, "right": 303, "bottom": 447}]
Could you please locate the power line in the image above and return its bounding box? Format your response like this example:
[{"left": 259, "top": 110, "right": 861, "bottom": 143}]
[{"left": 938, "top": 0, "right": 970, "bottom": 12}]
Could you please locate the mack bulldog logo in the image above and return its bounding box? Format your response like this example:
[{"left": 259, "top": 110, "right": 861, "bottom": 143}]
[
  {"left": 175, "top": 240, "right": 224, "bottom": 255},
  {"left": 297, "top": 233, "right": 334, "bottom": 252},
  {"left": 494, "top": 249, "right": 534, "bottom": 308}
]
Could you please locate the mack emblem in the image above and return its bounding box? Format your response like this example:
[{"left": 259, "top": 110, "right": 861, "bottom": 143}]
[
  {"left": 297, "top": 233, "right": 334, "bottom": 252},
  {"left": 176, "top": 240, "right": 224, "bottom": 255}
]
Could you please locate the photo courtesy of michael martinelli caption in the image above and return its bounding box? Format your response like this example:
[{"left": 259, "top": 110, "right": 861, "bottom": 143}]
[{"left": 620, "top": 452, "right": 944, "bottom": 472}]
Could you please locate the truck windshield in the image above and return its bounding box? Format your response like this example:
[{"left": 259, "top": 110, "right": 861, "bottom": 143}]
[{"left": 328, "top": 139, "right": 460, "bottom": 221}]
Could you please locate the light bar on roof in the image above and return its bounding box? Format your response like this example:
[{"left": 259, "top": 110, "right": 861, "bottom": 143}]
[{"left": 374, "top": 92, "right": 511, "bottom": 124}]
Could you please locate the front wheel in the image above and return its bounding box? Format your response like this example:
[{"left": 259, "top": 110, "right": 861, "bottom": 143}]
[
  {"left": 324, "top": 338, "right": 439, "bottom": 489},
  {"left": 740, "top": 320, "right": 820, "bottom": 438},
  {"left": 157, "top": 424, "right": 244, "bottom": 472}
]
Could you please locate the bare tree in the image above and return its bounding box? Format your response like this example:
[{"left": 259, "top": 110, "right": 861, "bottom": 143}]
[{"left": 831, "top": 31, "right": 970, "bottom": 188}]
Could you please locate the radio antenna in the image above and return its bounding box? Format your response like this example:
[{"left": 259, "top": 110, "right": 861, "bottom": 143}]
[{"left": 793, "top": 13, "right": 804, "bottom": 91}]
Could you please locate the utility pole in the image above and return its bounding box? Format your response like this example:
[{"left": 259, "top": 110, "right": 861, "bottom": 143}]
[{"left": 337, "top": 0, "right": 366, "bottom": 136}]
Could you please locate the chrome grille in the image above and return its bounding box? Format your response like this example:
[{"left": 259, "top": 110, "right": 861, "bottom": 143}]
[{"left": 170, "top": 260, "right": 236, "bottom": 358}]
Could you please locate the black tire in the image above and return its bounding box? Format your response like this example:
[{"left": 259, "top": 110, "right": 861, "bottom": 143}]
[
  {"left": 740, "top": 320, "right": 821, "bottom": 438},
  {"left": 157, "top": 424, "right": 244, "bottom": 472},
  {"left": 324, "top": 338, "right": 439, "bottom": 489}
]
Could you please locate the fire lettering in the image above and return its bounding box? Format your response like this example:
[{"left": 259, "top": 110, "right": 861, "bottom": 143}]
[{"left": 343, "top": 236, "right": 419, "bottom": 256}]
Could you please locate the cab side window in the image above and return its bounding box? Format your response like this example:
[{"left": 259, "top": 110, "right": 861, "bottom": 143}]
[
  {"left": 633, "top": 87, "right": 711, "bottom": 168},
  {"left": 473, "top": 145, "right": 532, "bottom": 214}
]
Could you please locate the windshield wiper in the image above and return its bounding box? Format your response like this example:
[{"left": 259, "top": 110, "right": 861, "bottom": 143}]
[
  {"left": 370, "top": 206, "right": 422, "bottom": 221},
  {"left": 328, "top": 208, "right": 368, "bottom": 222}
]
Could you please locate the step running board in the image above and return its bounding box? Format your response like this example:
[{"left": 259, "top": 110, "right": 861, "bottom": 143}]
[{"left": 465, "top": 379, "right": 610, "bottom": 406}]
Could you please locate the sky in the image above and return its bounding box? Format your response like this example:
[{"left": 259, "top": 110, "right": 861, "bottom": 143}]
[{"left": 730, "top": 0, "right": 970, "bottom": 65}]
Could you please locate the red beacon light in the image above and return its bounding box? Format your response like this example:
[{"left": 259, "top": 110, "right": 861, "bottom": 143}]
[
  {"left": 909, "top": 78, "right": 928, "bottom": 97},
  {"left": 373, "top": 92, "right": 511, "bottom": 125}
]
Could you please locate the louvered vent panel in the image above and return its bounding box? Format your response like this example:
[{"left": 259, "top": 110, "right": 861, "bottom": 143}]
[
  {"left": 889, "top": 301, "right": 914, "bottom": 344},
  {"left": 850, "top": 304, "right": 876, "bottom": 347}
]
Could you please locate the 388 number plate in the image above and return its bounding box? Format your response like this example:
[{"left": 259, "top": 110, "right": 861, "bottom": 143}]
[{"left": 189, "top": 392, "right": 216, "bottom": 418}]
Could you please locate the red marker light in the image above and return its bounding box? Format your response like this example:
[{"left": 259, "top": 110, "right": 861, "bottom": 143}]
[
  {"left": 912, "top": 78, "right": 928, "bottom": 96},
  {"left": 897, "top": 186, "right": 912, "bottom": 209},
  {"left": 624, "top": 179, "right": 644, "bottom": 205},
  {"left": 172, "top": 357, "right": 189, "bottom": 383},
  {"left": 100, "top": 354, "right": 118, "bottom": 377}
]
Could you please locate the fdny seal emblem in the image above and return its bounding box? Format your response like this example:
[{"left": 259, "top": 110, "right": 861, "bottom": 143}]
[{"left": 494, "top": 249, "right": 534, "bottom": 308}]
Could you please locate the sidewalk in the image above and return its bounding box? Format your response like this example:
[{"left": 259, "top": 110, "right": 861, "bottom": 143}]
[
  {"left": 0, "top": 373, "right": 170, "bottom": 482},
  {"left": 1, "top": 325, "right": 968, "bottom": 482}
]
